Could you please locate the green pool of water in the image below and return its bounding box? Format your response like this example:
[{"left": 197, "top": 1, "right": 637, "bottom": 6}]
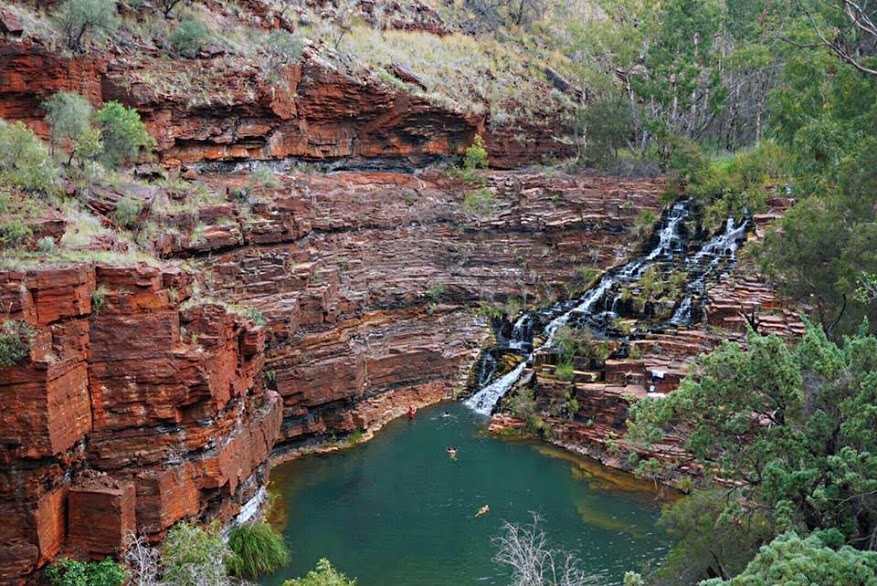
[{"left": 262, "top": 402, "right": 671, "bottom": 586}]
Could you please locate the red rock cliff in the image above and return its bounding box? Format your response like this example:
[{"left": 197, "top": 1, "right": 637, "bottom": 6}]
[
  {"left": 0, "top": 263, "right": 282, "bottom": 584},
  {"left": 173, "top": 170, "right": 667, "bottom": 448},
  {"left": 0, "top": 37, "right": 574, "bottom": 170}
]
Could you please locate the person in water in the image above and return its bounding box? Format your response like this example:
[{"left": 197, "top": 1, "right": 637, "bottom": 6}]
[
  {"left": 441, "top": 411, "right": 451, "bottom": 418},
  {"left": 407, "top": 406, "right": 416, "bottom": 420},
  {"left": 447, "top": 446, "right": 458, "bottom": 459},
  {"left": 475, "top": 505, "right": 490, "bottom": 517}
]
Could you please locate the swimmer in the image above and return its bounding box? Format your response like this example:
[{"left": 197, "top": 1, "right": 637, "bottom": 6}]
[
  {"left": 475, "top": 505, "right": 490, "bottom": 518},
  {"left": 441, "top": 411, "right": 451, "bottom": 418},
  {"left": 446, "top": 446, "right": 458, "bottom": 459}
]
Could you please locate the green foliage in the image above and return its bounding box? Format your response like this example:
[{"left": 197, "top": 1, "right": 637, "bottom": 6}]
[
  {"left": 682, "top": 141, "right": 790, "bottom": 229},
  {"left": 113, "top": 195, "right": 143, "bottom": 228},
  {"left": 45, "top": 557, "right": 127, "bottom": 586},
  {"left": 161, "top": 522, "right": 232, "bottom": 586},
  {"left": 36, "top": 235, "right": 56, "bottom": 253},
  {"left": 250, "top": 164, "right": 280, "bottom": 189},
  {"left": 461, "top": 188, "right": 496, "bottom": 223},
  {"left": 578, "top": 96, "right": 634, "bottom": 165},
  {"left": 226, "top": 522, "right": 291, "bottom": 580},
  {"left": 263, "top": 29, "right": 303, "bottom": 80},
  {"left": 44, "top": 91, "right": 94, "bottom": 158},
  {"left": 0, "top": 120, "right": 59, "bottom": 194},
  {"left": 554, "top": 360, "right": 575, "bottom": 382},
  {"left": 463, "top": 135, "right": 489, "bottom": 170},
  {"left": 426, "top": 283, "right": 445, "bottom": 302},
  {"left": 628, "top": 323, "right": 877, "bottom": 553},
  {"left": 505, "top": 387, "right": 548, "bottom": 434},
  {"left": 758, "top": 135, "right": 877, "bottom": 334},
  {"left": 169, "top": 16, "right": 211, "bottom": 58},
  {"left": 0, "top": 320, "right": 36, "bottom": 367},
  {"left": 701, "top": 531, "right": 877, "bottom": 586},
  {"left": 282, "top": 558, "right": 357, "bottom": 586},
  {"left": 54, "top": 0, "right": 120, "bottom": 51},
  {"left": 95, "top": 102, "right": 155, "bottom": 169},
  {"left": 91, "top": 284, "right": 108, "bottom": 312},
  {"left": 651, "top": 489, "right": 773, "bottom": 584},
  {"left": 241, "top": 307, "right": 267, "bottom": 325},
  {"left": 0, "top": 218, "right": 33, "bottom": 248}
]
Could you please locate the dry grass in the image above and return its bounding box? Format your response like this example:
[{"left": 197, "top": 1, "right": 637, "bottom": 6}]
[{"left": 330, "top": 26, "right": 575, "bottom": 125}]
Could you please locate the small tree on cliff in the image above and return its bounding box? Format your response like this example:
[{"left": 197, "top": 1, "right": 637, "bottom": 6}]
[
  {"left": 54, "top": 0, "right": 120, "bottom": 51},
  {"left": 43, "top": 91, "right": 101, "bottom": 164},
  {"left": 95, "top": 101, "right": 155, "bottom": 169},
  {"left": 464, "top": 135, "right": 489, "bottom": 170}
]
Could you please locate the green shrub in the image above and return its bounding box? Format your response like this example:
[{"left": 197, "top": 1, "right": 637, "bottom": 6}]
[
  {"left": 95, "top": 102, "right": 155, "bottom": 169},
  {"left": 0, "top": 219, "right": 33, "bottom": 248},
  {"left": 54, "top": 0, "right": 120, "bottom": 51},
  {"left": 578, "top": 96, "right": 634, "bottom": 165},
  {"left": 263, "top": 29, "right": 303, "bottom": 80},
  {"left": 0, "top": 320, "right": 35, "bottom": 367},
  {"left": 249, "top": 165, "right": 280, "bottom": 189},
  {"left": 113, "top": 195, "right": 143, "bottom": 228},
  {"left": 46, "top": 558, "right": 127, "bottom": 586},
  {"left": 36, "top": 236, "right": 57, "bottom": 253},
  {"left": 169, "top": 16, "right": 211, "bottom": 58},
  {"left": 226, "top": 522, "right": 291, "bottom": 579},
  {"left": 241, "top": 307, "right": 267, "bottom": 325},
  {"left": 0, "top": 120, "right": 59, "bottom": 194},
  {"left": 91, "top": 284, "right": 109, "bottom": 312},
  {"left": 283, "top": 558, "right": 357, "bottom": 586},
  {"left": 461, "top": 188, "right": 496, "bottom": 223},
  {"left": 555, "top": 360, "right": 575, "bottom": 381},
  {"left": 161, "top": 522, "right": 232, "bottom": 586},
  {"left": 44, "top": 91, "right": 94, "bottom": 158},
  {"left": 463, "top": 134, "right": 489, "bottom": 170}
]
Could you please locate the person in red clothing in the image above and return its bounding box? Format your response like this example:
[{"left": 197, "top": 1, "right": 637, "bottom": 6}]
[{"left": 407, "top": 405, "right": 416, "bottom": 420}]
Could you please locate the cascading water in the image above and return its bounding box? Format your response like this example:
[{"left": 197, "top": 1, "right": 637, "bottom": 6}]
[
  {"left": 463, "top": 200, "right": 750, "bottom": 416},
  {"left": 667, "top": 216, "right": 749, "bottom": 326},
  {"left": 464, "top": 362, "right": 528, "bottom": 414}
]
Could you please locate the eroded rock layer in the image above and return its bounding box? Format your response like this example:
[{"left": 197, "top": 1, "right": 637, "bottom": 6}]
[
  {"left": 0, "top": 263, "right": 281, "bottom": 583},
  {"left": 183, "top": 171, "right": 666, "bottom": 448},
  {"left": 0, "top": 38, "right": 573, "bottom": 170}
]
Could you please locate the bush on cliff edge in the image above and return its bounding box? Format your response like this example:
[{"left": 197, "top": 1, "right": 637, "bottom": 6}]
[{"left": 227, "top": 521, "right": 291, "bottom": 580}]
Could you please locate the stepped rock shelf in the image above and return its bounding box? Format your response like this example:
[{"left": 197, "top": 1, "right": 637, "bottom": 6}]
[
  {"left": 477, "top": 199, "right": 804, "bottom": 478},
  {"left": 0, "top": 264, "right": 281, "bottom": 583},
  {"left": 0, "top": 161, "right": 667, "bottom": 583}
]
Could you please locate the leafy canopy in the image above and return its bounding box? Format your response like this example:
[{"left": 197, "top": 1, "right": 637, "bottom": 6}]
[{"left": 629, "top": 322, "right": 877, "bottom": 550}]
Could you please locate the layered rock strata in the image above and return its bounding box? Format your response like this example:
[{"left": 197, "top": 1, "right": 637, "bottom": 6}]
[
  {"left": 0, "top": 37, "right": 573, "bottom": 171},
  {"left": 0, "top": 263, "right": 281, "bottom": 584},
  {"left": 492, "top": 200, "right": 804, "bottom": 477},
  {"left": 176, "top": 171, "right": 666, "bottom": 449}
]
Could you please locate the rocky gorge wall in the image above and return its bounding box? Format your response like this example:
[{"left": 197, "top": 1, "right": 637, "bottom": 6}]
[
  {"left": 180, "top": 170, "right": 666, "bottom": 449},
  {"left": 0, "top": 263, "right": 281, "bottom": 583},
  {"left": 0, "top": 36, "right": 574, "bottom": 171}
]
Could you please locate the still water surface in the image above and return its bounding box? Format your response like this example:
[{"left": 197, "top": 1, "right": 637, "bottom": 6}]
[{"left": 263, "top": 402, "right": 671, "bottom": 586}]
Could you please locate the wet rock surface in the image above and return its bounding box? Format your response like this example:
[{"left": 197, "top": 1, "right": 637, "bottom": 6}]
[{"left": 483, "top": 198, "right": 802, "bottom": 480}]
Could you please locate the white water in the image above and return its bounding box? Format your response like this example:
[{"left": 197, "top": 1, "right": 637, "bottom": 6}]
[
  {"left": 464, "top": 362, "right": 528, "bottom": 415},
  {"left": 463, "top": 201, "right": 748, "bottom": 415},
  {"left": 668, "top": 217, "right": 748, "bottom": 326}
]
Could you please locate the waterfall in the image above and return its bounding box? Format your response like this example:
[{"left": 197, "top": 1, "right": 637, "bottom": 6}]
[
  {"left": 464, "top": 362, "right": 528, "bottom": 415},
  {"left": 463, "top": 199, "right": 747, "bottom": 415},
  {"left": 508, "top": 313, "right": 533, "bottom": 350},
  {"left": 668, "top": 296, "right": 693, "bottom": 325},
  {"left": 667, "top": 217, "right": 748, "bottom": 326}
]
